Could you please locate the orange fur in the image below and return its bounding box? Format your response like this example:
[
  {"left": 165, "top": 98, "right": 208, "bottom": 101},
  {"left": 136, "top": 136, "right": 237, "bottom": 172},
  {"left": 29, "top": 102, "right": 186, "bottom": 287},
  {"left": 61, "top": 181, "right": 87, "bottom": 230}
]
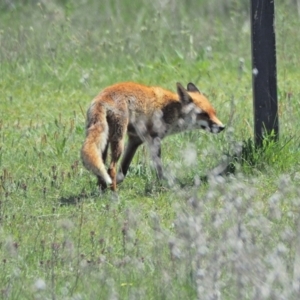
[{"left": 81, "top": 82, "right": 225, "bottom": 191}]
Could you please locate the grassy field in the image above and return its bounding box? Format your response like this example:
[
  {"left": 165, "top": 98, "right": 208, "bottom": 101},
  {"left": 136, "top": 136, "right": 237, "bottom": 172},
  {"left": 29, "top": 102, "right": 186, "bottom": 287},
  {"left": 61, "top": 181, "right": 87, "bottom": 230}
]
[{"left": 1, "top": 0, "right": 300, "bottom": 299}]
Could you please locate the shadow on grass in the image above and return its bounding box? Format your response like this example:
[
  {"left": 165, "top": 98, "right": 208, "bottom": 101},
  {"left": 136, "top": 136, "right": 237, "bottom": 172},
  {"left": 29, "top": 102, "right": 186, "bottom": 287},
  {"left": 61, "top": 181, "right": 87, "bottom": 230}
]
[
  {"left": 59, "top": 195, "right": 84, "bottom": 206},
  {"left": 59, "top": 190, "right": 101, "bottom": 206},
  {"left": 198, "top": 135, "right": 288, "bottom": 184},
  {"left": 176, "top": 142, "right": 243, "bottom": 189},
  {"left": 177, "top": 137, "right": 280, "bottom": 188},
  {"left": 60, "top": 137, "right": 279, "bottom": 201}
]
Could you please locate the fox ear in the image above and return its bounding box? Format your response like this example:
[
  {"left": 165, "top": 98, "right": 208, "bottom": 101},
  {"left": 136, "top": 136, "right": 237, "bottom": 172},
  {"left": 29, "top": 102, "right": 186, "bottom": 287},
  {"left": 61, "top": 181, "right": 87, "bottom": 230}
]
[
  {"left": 177, "top": 82, "right": 192, "bottom": 104},
  {"left": 187, "top": 82, "right": 201, "bottom": 93}
]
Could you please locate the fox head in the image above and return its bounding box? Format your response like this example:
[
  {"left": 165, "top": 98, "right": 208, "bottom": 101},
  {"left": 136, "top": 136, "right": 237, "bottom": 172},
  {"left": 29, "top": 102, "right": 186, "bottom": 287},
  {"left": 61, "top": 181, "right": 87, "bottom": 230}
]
[{"left": 176, "top": 82, "right": 225, "bottom": 134}]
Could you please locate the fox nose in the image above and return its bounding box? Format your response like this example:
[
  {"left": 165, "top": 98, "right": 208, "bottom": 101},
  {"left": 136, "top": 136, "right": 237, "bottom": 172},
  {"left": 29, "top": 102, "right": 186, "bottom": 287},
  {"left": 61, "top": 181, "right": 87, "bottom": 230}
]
[
  {"left": 212, "top": 124, "right": 225, "bottom": 133},
  {"left": 219, "top": 124, "right": 225, "bottom": 132}
]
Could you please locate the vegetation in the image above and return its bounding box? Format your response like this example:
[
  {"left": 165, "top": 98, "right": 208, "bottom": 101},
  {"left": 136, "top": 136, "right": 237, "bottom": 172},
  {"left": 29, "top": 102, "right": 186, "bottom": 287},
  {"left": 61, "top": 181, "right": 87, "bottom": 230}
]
[{"left": 1, "top": 0, "right": 300, "bottom": 298}]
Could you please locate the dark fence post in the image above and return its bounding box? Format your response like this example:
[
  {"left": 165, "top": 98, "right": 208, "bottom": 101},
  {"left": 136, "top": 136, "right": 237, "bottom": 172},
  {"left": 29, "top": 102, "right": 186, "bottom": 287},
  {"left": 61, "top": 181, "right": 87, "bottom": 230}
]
[{"left": 251, "top": 0, "right": 279, "bottom": 147}]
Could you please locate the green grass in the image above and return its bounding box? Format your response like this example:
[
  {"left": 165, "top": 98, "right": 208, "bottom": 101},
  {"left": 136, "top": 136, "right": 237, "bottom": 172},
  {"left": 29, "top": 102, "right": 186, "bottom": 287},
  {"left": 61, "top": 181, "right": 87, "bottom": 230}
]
[{"left": 1, "top": 0, "right": 300, "bottom": 299}]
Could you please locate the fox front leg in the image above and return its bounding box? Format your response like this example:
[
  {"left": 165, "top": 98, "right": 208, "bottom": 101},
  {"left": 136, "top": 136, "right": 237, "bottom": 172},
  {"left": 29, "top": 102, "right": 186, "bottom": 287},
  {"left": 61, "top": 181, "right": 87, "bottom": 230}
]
[{"left": 148, "top": 136, "right": 164, "bottom": 181}]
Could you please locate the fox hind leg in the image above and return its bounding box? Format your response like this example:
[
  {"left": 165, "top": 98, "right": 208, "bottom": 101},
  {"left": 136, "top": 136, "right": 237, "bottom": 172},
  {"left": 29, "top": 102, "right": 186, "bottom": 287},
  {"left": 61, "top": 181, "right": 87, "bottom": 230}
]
[
  {"left": 108, "top": 139, "right": 125, "bottom": 191},
  {"left": 97, "top": 142, "right": 109, "bottom": 190}
]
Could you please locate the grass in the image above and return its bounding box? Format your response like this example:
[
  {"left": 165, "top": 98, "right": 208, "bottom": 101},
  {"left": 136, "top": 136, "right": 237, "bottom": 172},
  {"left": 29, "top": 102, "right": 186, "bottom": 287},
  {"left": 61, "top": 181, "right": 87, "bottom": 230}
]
[{"left": 1, "top": 0, "right": 300, "bottom": 299}]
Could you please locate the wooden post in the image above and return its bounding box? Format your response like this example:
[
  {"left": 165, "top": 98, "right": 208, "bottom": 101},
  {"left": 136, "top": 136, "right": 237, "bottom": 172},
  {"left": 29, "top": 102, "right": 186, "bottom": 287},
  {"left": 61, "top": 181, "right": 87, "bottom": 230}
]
[{"left": 251, "top": 0, "right": 279, "bottom": 147}]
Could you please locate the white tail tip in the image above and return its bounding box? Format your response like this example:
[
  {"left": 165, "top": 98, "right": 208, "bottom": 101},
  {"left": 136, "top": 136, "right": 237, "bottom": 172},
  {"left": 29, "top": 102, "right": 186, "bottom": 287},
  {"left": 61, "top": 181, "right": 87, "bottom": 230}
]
[{"left": 104, "top": 174, "right": 112, "bottom": 185}]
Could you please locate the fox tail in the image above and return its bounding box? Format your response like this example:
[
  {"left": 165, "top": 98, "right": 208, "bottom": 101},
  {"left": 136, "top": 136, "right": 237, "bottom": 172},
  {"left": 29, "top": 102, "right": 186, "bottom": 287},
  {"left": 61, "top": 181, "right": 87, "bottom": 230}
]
[{"left": 81, "top": 103, "right": 112, "bottom": 185}]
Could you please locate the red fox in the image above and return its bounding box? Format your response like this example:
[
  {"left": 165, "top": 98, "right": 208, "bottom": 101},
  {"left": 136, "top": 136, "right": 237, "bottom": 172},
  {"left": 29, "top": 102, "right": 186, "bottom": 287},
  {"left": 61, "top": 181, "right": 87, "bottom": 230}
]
[{"left": 81, "top": 82, "right": 225, "bottom": 191}]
